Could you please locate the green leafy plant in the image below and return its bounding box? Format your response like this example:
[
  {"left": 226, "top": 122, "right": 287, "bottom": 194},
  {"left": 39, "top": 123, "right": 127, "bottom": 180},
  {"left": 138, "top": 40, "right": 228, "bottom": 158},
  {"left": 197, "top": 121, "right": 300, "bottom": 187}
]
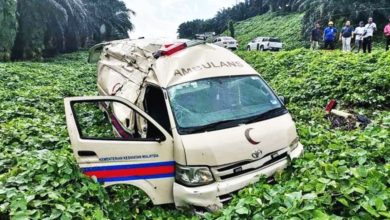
[
  {"left": 0, "top": 50, "right": 389, "bottom": 219},
  {"left": 225, "top": 13, "right": 305, "bottom": 50}
]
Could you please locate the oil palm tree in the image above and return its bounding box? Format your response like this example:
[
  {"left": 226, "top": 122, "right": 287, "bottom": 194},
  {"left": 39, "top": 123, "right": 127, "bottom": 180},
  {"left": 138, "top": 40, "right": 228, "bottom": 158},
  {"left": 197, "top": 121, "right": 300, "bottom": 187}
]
[{"left": 11, "top": 0, "right": 134, "bottom": 60}]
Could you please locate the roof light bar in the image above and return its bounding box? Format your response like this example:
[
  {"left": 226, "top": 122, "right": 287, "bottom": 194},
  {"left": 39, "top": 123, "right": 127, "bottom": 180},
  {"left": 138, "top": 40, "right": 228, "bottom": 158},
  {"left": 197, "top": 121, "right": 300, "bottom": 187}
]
[
  {"left": 153, "top": 40, "right": 205, "bottom": 59},
  {"left": 164, "top": 43, "right": 187, "bottom": 56},
  {"left": 153, "top": 43, "right": 186, "bottom": 59}
]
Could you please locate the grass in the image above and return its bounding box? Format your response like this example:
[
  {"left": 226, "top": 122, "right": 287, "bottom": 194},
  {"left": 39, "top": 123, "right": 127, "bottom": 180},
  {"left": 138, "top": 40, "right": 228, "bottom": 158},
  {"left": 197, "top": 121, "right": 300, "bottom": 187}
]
[{"left": 0, "top": 50, "right": 389, "bottom": 219}]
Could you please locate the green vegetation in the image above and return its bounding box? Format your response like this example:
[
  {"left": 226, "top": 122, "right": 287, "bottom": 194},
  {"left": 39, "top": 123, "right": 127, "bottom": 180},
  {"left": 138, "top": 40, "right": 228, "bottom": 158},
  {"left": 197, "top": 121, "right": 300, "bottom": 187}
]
[
  {"left": 228, "top": 20, "right": 235, "bottom": 38},
  {"left": 0, "top": 0, "right": 133, "bottom": 61},
  {"left": 226, "top": 13, "right": 304, "bottom": 50},
  {"left": 210, "top": 50, "right": 390, "bottom": 219},
  {"left": 226, "top": 12, "right": 386, "bottom": 51},
  {"left": 0, "top": 0, "right": 17, "bottom": 61},
  {"left": 0, "top": 50, "right": 389, "bottom": 219},
  {"left": 0, "top": 53, "right": 192, "bottom": 219},
  {"left": 178, "top": 0, "right": 390, "bottom": 46},
  {"left": 238, "top": 49, "right": 390, "bottom": 108}
]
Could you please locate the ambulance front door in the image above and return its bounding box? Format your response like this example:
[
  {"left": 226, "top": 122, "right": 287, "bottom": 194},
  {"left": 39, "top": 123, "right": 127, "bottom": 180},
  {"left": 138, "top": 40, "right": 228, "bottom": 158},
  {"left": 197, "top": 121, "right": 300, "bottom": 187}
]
[{"left": 64, "top": 96, "right": 174, "bottom": 204}]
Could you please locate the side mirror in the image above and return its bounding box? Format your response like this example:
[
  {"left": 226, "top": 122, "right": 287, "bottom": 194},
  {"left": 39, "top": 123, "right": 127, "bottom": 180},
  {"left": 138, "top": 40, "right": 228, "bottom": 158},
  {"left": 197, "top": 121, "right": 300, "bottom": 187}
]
[
  {"left": 155, "top": 136, "right": 166, "bottom": 143},
  {"left": 279, "top": 96, "right": 287, "bottom": 105}
]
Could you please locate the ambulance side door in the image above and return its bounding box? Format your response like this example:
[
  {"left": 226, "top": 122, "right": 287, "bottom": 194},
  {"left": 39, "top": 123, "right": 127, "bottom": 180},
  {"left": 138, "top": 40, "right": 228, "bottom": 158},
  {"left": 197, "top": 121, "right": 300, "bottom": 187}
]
[{"left": 64, "top": 96, "right": 175, "bottom": 205}]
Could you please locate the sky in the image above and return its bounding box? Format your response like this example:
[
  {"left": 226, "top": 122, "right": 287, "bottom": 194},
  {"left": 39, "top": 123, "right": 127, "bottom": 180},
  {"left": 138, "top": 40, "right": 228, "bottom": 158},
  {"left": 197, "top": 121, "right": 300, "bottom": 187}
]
[{"left": 124, "top": 0, "right": 244, "bottom": 39}]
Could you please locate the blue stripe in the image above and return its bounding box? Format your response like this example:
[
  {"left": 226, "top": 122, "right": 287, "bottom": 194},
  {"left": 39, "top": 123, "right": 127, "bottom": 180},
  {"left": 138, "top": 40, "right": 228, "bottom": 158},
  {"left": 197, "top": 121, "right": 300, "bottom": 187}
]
[
  {"left": 82, "top": 161, "right": 175, "bottom": 172},
  {"left": 97, "top": 173, "right": 175, "bottom": 183}
]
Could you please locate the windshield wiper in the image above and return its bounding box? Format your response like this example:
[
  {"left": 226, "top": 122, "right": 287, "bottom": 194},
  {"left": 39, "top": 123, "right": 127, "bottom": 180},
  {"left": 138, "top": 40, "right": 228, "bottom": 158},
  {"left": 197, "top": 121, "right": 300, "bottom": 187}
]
[
  {"left": 180, "top": 108, "right": 287, "bottom": 134},
  {"left": 244, "top": 107, "right": 288, "bottom": 124},
  {"left": 184, "top": 119, "right": 239, "bottom": 134}
]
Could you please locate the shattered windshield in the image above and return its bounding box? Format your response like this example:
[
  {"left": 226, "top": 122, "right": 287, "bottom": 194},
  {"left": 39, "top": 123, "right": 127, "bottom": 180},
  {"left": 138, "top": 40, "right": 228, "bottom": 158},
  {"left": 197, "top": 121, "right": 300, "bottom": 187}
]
[{"left": 168, "top": 75, "right": 285, "bottom": 134}]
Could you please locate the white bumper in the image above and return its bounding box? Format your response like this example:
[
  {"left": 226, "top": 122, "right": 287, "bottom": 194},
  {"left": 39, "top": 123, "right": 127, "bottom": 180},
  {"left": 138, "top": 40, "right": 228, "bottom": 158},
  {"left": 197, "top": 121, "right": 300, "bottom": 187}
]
[
  {"left": 224, "top": 44, "right": 238, "bottom": 49},
  {"left": 173, "top": 143, "right": 304, "bottom": 210}
]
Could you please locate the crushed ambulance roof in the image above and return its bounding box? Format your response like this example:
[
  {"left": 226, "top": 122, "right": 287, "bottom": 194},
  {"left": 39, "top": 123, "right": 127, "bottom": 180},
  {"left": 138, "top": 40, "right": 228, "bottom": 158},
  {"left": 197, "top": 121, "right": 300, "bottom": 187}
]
[{"left": 103, "top": 38, "right": 258, "bottom": 88}]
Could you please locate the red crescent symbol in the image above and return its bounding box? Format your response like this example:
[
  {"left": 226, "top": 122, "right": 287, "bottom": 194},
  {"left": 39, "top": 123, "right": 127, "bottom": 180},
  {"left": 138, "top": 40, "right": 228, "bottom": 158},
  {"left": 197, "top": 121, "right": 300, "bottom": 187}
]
[{"left": 245, "top": 128, "right": 260, "bottom": 145}]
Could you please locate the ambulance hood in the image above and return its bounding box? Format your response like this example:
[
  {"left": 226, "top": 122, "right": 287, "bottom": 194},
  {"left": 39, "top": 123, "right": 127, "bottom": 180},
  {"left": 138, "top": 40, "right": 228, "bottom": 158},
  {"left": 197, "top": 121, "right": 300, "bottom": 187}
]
[{"left": 179, "top": 113, "right": 298, "bottom": 166}]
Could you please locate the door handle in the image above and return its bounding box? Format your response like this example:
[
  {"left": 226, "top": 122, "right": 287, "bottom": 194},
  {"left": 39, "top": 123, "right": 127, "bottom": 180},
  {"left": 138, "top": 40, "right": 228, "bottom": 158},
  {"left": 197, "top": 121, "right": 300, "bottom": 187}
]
[{"left": 78, "top": 151, "right": 97, "bottom": 157}]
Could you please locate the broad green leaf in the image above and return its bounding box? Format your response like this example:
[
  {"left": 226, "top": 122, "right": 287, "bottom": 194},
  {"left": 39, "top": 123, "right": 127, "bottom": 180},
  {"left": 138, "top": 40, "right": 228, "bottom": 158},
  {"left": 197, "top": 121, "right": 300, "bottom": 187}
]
[
  {"left": 235, "top": 207, "right": 249, "bottom": 215},
  {"left": 361, "top": 202, "right": 380, "bottom": 217},
  {"left": 313, "top": 210, "right": 330, "bottom": 220},
  {"left": 337, "top": 198, "right": 349, "bottom": 207}
]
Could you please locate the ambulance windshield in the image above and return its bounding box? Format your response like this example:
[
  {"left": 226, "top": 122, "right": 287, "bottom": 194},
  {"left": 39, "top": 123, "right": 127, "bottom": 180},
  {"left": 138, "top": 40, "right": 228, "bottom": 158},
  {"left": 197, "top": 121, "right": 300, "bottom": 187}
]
[{"left": 168, "top": 75, "right": 286, "bottom": 134}]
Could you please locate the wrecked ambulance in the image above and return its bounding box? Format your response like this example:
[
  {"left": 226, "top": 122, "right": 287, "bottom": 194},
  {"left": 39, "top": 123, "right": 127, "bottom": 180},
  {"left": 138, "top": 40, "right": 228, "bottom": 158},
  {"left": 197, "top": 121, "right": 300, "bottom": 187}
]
[{"left": 64, "top": 38, "right": 304, "bottom": 210}]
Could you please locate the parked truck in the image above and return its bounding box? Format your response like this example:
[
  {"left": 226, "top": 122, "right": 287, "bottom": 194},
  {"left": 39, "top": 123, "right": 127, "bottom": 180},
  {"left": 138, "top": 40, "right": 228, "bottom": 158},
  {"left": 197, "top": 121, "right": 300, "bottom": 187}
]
[{"left": 247, "top": 37, "right": 283, "bottom": 51}]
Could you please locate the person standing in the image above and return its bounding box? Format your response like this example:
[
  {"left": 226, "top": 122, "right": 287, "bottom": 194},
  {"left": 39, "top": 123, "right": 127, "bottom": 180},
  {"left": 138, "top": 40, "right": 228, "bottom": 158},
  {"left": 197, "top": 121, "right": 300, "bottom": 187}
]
[
  {"left": 362, "top": 17, "right": 377, "bottom": 53},
  {"left": 340, "top": 21, "right": 354, "bottom": 52},
  {"left": 384, "top": 17, "right": 390, "bottom": 51},
  {"left": 311, "top": 23, "right": 321, "bottom": 50},
  {"left": 352, "top": 21, "right": 365, "bottom": 53},
  {"left": 323, "top": 21, "right": 338, "bottom": 50}
]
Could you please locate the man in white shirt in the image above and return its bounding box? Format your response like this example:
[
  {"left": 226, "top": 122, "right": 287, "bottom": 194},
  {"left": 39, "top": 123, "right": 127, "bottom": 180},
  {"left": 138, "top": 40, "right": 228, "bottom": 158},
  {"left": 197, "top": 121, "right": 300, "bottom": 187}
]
[
  {"left": 362, "top": 17, "right": 377, "bottom": 53},
  {"left": 352, "top": 21, "right": 365, "bottom": 53}
]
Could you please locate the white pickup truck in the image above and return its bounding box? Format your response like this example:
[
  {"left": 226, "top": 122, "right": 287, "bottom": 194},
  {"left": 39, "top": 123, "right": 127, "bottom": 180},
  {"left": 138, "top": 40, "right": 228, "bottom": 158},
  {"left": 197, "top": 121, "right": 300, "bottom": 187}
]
[
  {"left": 247, "top": 37, "right": 283, "bottom": 51},
  {"left": 64, "top": 38, "right": 303, "bottom": 211}
]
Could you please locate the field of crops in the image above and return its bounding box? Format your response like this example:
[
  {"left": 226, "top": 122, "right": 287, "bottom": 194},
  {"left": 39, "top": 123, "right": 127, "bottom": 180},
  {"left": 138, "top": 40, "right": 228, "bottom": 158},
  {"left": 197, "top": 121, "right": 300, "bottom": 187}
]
[
  {"left": 226, "top": 13, "right": 305, "bottom": 50},
  {"left": 0, "top": 50, "right": 389, "bottom": 219},
  {"left": 228, "top": 12, "right": 387, "bottom": 52}
]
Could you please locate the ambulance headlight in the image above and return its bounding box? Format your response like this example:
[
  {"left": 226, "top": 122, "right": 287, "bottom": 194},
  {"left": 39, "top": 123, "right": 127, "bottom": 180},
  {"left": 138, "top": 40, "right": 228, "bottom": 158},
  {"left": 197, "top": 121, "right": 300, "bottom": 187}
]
[
  {"left": 289, "top": 137, "right": 299, "bottom": 151},
  {"left": 175, "top": 165, "right": 214, "bottom": 187}
]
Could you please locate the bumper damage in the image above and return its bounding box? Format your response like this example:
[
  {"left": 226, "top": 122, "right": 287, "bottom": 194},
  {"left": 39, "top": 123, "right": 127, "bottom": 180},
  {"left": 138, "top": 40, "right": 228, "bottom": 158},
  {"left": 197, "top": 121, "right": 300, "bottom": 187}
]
[{"left": 173, "top": 143, "right": 304, "bottom": 210}]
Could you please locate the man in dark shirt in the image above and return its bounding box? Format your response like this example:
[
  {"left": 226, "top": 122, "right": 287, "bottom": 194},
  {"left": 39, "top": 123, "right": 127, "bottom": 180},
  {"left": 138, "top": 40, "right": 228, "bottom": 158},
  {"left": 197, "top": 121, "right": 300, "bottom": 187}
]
[
  {"left": 311, "top": 23, "right": 321, "bottom": 50},
  {"left": 340, "top": 20, "right": 354, "bottom": 52}
]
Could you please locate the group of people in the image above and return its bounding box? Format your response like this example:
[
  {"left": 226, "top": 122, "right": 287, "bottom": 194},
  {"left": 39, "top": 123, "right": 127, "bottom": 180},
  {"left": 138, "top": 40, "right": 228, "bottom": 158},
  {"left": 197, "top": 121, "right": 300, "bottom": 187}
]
[{"left": 310, "top": 17, "right": 390, "bottom": 53}]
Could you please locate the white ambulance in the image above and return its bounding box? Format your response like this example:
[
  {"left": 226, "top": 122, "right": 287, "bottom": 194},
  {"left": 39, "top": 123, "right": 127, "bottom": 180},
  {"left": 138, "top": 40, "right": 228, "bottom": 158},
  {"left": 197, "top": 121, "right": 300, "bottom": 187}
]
[{"left": 64, "top": 38, "right": 304, "bottom": 211}]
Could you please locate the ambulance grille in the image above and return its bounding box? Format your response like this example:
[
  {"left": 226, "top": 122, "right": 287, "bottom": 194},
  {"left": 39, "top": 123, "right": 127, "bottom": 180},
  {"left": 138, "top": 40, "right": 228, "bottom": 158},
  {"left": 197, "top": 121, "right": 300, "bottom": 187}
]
[{"left": 217, "top": 152, "right": 288, "bottom": 180}]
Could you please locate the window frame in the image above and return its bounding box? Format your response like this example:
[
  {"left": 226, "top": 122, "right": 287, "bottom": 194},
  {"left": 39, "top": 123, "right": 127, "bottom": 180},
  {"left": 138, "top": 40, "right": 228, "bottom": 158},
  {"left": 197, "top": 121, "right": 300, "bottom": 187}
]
[
  {"left": 143, "top": 84, "right": 172, "bottom": 135},
  {"left": 71, "top": 99, "right": 168, "bottom": 142}
]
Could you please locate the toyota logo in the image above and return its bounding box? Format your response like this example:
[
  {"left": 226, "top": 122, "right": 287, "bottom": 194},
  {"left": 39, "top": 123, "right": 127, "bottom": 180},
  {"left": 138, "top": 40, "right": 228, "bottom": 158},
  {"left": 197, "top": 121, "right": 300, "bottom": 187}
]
[{"left": 252, "top": 149, "right": 262, "bottom": 159}]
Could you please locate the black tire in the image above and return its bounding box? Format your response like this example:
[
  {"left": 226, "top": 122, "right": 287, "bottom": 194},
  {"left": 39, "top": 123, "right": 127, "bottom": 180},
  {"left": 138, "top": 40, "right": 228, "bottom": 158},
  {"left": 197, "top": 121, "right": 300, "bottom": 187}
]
[
  {"left": 256, "top": 44, "right": 260, "bottom": 51},
  {"left": 247, "top": 46, "right": 251, "bottom": 51},
  {"left": 259, "top": 45, "right": 264, "bottom": 51}
]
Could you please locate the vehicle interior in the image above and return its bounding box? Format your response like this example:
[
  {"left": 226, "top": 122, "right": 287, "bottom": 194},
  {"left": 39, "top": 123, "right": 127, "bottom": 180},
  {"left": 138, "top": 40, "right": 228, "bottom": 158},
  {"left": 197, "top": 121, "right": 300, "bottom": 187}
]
[{"left": 143, "top": 85, "right": 172, "bottom": 136}]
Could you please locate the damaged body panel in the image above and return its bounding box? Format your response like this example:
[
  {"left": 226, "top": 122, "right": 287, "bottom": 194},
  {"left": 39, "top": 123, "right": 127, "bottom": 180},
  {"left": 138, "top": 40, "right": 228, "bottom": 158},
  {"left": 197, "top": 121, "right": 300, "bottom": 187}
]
[{"left": 64, "top": 38, "right": 304, "bottom": 210}]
